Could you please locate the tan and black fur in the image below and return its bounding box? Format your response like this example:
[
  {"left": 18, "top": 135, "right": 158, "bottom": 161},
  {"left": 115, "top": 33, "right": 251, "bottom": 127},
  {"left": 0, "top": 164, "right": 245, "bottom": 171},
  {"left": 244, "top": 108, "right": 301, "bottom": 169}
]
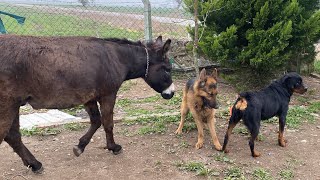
[{"left": 175, "top": 68, "right": 222, "bottom": 150}]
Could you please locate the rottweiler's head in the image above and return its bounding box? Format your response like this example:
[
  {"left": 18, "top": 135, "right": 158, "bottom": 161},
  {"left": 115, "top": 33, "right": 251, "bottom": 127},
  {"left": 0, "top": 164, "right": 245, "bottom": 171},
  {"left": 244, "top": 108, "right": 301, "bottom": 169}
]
[
  {"left": 281, "top": 72, "right": 307, "bottom": 94},
  {"left": 197, "top": 68, "right": 219, "bottom": 109}
]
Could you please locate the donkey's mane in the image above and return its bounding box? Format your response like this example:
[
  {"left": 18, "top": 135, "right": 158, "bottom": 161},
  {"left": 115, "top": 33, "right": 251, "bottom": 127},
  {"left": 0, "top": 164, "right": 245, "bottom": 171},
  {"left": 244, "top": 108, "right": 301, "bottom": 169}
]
[{"left": 103, "top": 38, "right": 144, "bottom": 47}]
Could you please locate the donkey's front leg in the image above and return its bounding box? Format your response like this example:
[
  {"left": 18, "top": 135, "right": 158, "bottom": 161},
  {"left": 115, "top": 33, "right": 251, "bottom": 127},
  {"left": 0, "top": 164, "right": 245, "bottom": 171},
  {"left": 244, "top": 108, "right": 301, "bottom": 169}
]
[{"left": 99, "top": 94, "right": 122, "bottom": 155}]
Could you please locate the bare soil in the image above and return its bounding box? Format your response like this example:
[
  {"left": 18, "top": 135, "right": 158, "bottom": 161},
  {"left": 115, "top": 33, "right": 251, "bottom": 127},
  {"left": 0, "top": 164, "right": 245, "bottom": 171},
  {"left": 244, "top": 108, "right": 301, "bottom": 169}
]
[{"left": 0, "top": 75, "right": 319, "bottom": 180}]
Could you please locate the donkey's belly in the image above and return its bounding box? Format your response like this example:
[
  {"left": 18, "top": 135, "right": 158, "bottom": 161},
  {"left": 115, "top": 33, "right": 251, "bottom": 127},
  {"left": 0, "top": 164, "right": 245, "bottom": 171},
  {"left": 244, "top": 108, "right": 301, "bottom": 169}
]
[{"left": 27, "top": 91, "right": 97, "bottom": 109}]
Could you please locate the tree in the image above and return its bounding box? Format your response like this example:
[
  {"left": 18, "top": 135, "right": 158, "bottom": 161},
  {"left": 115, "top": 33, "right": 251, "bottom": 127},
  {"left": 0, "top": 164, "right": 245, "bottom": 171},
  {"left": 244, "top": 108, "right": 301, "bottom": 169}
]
[{"left": 184, "top": 0, "right": 320, "bottom": 74}]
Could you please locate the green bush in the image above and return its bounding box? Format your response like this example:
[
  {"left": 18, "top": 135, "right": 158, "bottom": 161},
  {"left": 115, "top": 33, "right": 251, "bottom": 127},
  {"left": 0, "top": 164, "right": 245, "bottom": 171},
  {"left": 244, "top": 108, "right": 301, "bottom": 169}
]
[{"left": 185, "top": 0, "right": 320, "bottom": 74}]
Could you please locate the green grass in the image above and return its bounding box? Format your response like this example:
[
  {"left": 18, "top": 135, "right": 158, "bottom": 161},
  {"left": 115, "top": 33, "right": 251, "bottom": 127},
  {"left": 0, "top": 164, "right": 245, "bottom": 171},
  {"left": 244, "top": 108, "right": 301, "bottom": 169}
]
[
  {"left": 279, "top": 169, "right": 294, "bottom": 180},
  {"left": 252, "top": 168, "right": 272, "bottom": 180},
  {"left": 61, "top": 105, "right": 85, "bottom": 116},
  {"left": 20, "top": 127, "right": 61, "bottom": 136},
  {"left": 63, "top": 122, "right": 88, "bottom": 131},
  {"left": 214, "top": 153, "right": 234, "bottom": 164},
  {"left": 286, "top": 102, "right": 320, "bottom": 129},
  {"left": 176, "top": 161, "right": 220, "bottom": 177},
  {"left": 224, "top": 167, "right": 246, "bottom": 180},
  {"left": 20, "top": 122, "right": 87, "bottom": 136}
]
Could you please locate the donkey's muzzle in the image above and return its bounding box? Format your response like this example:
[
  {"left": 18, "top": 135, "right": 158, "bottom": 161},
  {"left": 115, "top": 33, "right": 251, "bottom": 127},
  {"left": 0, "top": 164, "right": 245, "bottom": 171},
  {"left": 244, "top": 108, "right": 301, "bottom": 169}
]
[{"left": 161, "top": 83, "right": 175, "bottom": 99}]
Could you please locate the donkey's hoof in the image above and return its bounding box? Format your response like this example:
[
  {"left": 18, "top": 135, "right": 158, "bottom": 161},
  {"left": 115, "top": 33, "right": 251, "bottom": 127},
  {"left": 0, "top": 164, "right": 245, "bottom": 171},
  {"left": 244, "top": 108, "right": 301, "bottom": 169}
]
[
  {"left": 73, "top": 146, "right": 83, "bottom": 157},
  {"left": 107, "top": 144, "right": 122, "bottom": 155},
  {"left": 32, "top": 165, "right": 44, "bottom": 174}
]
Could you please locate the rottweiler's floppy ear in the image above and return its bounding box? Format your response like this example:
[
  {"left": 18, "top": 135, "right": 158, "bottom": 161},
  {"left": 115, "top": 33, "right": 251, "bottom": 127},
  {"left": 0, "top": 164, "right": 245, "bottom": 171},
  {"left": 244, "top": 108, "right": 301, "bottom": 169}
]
[
  {"left": 281, "top": 74, "right": 294, "bottom": 89},
  {"left": 212, "top": 68, "right": 218, "bottom": 79}
]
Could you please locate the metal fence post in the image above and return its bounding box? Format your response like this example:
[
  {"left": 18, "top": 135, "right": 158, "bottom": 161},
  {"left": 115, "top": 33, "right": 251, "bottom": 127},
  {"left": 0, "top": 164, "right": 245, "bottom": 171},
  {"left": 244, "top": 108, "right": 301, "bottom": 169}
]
[{"left": 142, "top": 0, "right": 152, "bottom": 42}]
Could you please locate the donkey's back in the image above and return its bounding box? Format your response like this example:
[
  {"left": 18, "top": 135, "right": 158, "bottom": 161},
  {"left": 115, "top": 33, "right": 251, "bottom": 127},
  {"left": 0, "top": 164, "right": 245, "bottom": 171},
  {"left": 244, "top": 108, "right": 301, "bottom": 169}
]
[{"left": 0, "top": 35, "right": 122, "bottom": 109}]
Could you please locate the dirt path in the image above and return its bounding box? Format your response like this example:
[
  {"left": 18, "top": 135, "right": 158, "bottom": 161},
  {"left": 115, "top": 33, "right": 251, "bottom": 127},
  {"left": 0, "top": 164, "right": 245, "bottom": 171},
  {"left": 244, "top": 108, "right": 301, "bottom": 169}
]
[{"left": 0, "top": 76, "right": 319, "bottom": 180}]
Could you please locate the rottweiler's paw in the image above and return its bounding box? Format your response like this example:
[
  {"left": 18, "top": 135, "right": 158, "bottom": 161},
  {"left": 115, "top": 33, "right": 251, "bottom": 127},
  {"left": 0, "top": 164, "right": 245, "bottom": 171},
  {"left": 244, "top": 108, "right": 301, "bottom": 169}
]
[
  {"left": 252, "top": 151, "right": 261, "bottom": 157},
  {"left": 278, "top": 139, "right": 287, "bottom": 147}
]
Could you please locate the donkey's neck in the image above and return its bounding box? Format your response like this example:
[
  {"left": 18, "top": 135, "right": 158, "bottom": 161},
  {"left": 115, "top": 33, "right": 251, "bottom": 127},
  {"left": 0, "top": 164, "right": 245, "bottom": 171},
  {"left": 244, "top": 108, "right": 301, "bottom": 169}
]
[{"left": 124, "top": 46, "right": 149, "bottom": 80}]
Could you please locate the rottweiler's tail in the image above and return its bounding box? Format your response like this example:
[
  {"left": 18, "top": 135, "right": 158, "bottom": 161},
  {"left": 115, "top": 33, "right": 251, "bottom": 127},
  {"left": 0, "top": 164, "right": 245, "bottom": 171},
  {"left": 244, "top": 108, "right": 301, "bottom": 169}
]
[{"left": 235, "top": 97, "right": 247, "bottom": 110}]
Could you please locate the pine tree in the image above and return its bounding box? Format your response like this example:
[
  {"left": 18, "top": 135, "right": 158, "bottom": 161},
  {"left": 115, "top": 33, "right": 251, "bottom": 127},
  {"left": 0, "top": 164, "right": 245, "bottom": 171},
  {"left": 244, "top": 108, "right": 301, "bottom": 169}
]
[{"left": 185, "top": 0, "right": 320, "bottom": 74}]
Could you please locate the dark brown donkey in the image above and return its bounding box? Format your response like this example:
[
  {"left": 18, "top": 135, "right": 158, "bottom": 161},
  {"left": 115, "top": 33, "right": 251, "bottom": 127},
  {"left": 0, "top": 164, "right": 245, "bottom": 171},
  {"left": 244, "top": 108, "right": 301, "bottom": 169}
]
[{"left": 0, "top": 35, "right": 175, "bottom": 173}]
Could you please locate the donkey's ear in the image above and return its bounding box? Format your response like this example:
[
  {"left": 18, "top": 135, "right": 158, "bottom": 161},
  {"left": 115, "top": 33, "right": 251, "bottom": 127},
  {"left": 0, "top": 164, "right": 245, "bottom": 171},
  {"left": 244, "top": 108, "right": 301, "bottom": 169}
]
[
  {"left": 163, "top": 39, "right": 171, "bottom": 53},
  {"left": 212, "top": 68, "right": 218, "bottom": 79},
  {"left": 199, "top": 68, "right": 206, "bottom": 81},
  {"left": 155, "top": 36, "right": 163, "bottom": 45}
]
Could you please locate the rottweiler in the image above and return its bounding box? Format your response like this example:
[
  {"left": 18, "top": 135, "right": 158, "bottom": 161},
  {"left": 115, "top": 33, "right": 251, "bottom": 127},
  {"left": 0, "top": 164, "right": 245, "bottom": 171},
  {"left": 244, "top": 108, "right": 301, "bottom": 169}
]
[
  {"left": 175, "top": 68, "right": 222, "bottom": 151},
  {"left": 222, "top": 72, "right": 307, "bottom": 157}
]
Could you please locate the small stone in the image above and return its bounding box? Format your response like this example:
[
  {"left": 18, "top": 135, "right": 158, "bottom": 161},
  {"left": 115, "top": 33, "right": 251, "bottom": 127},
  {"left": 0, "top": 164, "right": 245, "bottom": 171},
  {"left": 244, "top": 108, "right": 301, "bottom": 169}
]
[
  {"left": 90, "top": 139, "right": 94, "bottom": 143},
  {"left": 53, "top": 138, "right": 59, "bottom": 141},
  {"left": 11, "top": 169, "right": 15, "bottom": 171},
  {"left": 301, "top": 140, "right": 307, "bottom": 143}
]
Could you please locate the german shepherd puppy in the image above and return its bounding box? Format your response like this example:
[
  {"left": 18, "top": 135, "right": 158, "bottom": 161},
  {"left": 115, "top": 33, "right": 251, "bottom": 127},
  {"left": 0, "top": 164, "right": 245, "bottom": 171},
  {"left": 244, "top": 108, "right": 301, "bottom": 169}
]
[
  {"left": 222, "top": 72, "right": 307, "bottom": 157},
  {"left": 175, "top": 68, "right": 222, "bottom": 150}
]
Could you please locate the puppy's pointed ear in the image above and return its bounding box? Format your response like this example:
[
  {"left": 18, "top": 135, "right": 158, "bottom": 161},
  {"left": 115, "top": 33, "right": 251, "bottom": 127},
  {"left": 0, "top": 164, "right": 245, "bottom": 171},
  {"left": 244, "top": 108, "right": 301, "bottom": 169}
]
[
  {"left": 199, "top": 68, "right": 206, "bottom": 81},
  {"left": 212, "top": 68, "right": 218, "bottom": 79}
]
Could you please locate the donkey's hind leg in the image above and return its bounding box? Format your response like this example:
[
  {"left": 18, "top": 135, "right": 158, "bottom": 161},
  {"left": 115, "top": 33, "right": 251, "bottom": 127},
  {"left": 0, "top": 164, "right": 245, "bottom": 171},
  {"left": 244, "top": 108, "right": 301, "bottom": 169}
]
[
  {"left": 4, "top": 105, "right": 43, "bottom": 173},
  {"left": 73, "top": 100, "right": 102, "bottom": 157},
  {"left": 99, "top": 95, "right": 122, "bottom": 155}
]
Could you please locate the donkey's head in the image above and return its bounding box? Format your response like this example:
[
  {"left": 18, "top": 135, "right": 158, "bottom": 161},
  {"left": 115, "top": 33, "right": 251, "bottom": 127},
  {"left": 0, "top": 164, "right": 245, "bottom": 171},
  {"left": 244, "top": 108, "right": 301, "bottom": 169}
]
[{"left": 144, "top": 36, "right": 175, "bottom": 99}]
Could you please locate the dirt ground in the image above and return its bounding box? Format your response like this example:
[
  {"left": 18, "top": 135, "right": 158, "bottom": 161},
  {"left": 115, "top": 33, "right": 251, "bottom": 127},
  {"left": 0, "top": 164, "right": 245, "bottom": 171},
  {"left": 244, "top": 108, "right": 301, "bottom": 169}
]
[{"left": 0, "top": 74, "right": 319, "bottom": 180}]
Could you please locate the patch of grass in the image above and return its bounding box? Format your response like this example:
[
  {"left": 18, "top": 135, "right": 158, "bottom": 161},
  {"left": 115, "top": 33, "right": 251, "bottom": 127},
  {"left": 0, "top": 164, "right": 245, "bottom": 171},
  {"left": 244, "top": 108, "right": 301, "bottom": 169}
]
[
  {"left": 314, "top": 60, "right": 320, "bottom": 74},
  {"left": 63, "top": 122, "right": 87, "bottom": 131},
  {"left": 176, "top": 161, "right": 220, "bottom": 177},
  {"left": 295, "top": 96, "right": 309, "bottom": 104},
  {"left": 214, "top": 153, "right": 234, "bottom": 164},
  {"left": 307, "top": 101, "right": 320, "bottom": 113},
  {"left": 118, "top": 80, "right": 137, "bottom": 93},
  {"left": 180, "top": 141, "right": 190, "bottom": 148},
  {"left": 21, "top": 127, "right": 61, "bottom": 136},
  {"left": 61, "top": 105, "right": 85, "bottom": 116},
  {"left": 224, "top": 167, "right": 246, "bottom": 180},
  {"left": 164, "top": 91, "right": 182, "bottom": 106},
  {"left": 234, "top": 127, "right": 248, "bottom": 135},
  {"left": 279, "top": 169, "right": 294, "bottom": 180},
  {"left": 252, "top": 168, "right": 272, "bottom": 180},
  {"left": 116, "top": 98, "right": 134, "bottom": 107},
  {"left": 137, "top": 121, "right": 166, "bottom": 135},
  {"left": 286, "top": 104, "right": 317, "bottom": 129},
  {"left": 265, "top": 117, "right": 278, "bottom": 124}
]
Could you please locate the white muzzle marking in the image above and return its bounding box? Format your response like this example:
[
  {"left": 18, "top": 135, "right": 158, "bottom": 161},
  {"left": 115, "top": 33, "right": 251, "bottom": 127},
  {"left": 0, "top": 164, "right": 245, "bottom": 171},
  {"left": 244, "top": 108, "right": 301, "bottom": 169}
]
[{"left": 162, "top": 83, "right": 175, "bottom": 94}]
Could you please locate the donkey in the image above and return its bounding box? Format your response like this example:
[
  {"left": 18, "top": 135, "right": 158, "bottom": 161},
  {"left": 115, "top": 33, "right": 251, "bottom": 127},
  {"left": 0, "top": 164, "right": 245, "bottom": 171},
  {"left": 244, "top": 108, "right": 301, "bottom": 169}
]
[{"left": 0, "top": 35, "right": 175, "bottom": 173}]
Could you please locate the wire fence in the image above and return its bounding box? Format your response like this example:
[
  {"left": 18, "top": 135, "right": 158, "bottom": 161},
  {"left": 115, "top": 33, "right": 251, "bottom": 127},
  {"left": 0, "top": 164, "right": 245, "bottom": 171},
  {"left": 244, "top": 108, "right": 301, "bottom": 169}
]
[
  {"left": 0, "top": 0, "right": 218, "bottom": 75},
  {"left": 0, "top": 0, "right": 193, "bottom": 41}
]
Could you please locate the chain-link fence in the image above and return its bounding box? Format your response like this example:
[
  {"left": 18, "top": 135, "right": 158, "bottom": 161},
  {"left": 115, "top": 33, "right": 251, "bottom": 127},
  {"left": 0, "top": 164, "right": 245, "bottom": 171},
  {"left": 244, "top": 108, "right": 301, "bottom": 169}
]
[
  {"left": 0, "top": 0, "right": 193, "bottom": 41},
  {"left": 0, "top": 0, "right": 218, "bottom": 74}
]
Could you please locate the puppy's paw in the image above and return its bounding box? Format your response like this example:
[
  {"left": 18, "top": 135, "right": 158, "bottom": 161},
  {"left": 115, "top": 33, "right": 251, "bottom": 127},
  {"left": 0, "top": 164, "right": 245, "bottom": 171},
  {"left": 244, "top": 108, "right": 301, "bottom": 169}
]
[
  {"left": 195, "top": 142, "right": 203, "bottom": 149},
  {"left": 175, "top": 129, "right": 182, "bottom": 135},
  {"left": 214, "top": 144, "right": 222, "bottom": 151}
]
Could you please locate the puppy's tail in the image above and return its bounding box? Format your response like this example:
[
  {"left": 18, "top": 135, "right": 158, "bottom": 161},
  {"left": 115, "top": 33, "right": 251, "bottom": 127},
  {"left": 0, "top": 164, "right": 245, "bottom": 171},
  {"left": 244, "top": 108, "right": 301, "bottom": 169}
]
[{"left": 235, "top": 97, "right": 247, "bottom": 111}]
